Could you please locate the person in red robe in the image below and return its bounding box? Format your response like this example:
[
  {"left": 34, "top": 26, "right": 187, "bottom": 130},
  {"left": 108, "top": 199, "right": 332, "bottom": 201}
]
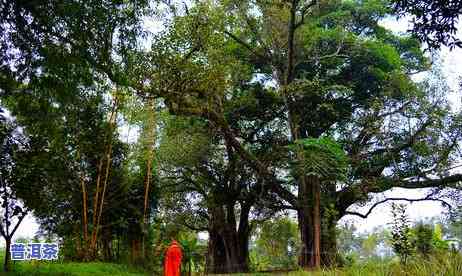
[{"left": 164, "top": 240, "right": 183, "bottom": 276}]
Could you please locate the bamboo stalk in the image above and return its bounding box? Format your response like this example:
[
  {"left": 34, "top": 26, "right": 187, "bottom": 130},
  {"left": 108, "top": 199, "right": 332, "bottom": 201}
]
[
  {"left": 76, "top": 140, "right": 89, "bottom": 259},
  {"left": 90, "top": 93, "right": 119, "bottom": 255},
  {"left": 142, "top": 99, "right": 156, "bottom": 260}
]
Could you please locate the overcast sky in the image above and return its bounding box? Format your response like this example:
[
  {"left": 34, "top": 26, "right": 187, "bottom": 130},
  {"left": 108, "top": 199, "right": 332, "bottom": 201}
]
[{"left": 7, "top": 15, "right": 462, "bottom": 243}]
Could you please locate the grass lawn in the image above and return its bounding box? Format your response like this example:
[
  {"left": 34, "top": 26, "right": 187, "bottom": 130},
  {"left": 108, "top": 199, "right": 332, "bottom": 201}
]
[
  {"left": 0, "top": 258, "right": 460, "bottom": 276},
  {"left": 0, "top": 250, "right": 147, "bottom": 275},
  {"left": 0, "top": 249, "right": 461, "bottom": 276},
  {"left": 0, "top": 248, "right": 150, "bottom": 276},
  {"left": 0, "top": 261, "right": 150, "bottom": 276}
]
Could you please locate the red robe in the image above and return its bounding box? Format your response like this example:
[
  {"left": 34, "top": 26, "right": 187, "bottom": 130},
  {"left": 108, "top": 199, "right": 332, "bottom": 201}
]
[{"left": 164, "top": 241, "right": 183, "bottom": 276}]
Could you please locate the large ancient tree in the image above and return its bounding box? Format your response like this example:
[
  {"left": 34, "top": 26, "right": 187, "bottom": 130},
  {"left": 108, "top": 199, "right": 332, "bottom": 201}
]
[
  {"left": 130, "top": 0, "right": 462, "bottom": 270},
  {"left": 157, "top": 109, "right": 284, "bottom": 273}
]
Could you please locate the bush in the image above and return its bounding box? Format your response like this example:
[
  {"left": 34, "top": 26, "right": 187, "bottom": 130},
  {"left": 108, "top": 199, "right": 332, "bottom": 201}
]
[
  {"left": 390, "top": 203, "right": 414, "bottom": 264},
  {"left": 413, "top": 222, "right": 434, "bottom": 257}
]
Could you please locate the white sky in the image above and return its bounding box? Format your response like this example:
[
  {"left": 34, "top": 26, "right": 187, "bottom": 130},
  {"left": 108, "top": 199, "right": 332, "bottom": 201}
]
[{"left": 7, "top": 15, "right": 462, "bottom": 243}]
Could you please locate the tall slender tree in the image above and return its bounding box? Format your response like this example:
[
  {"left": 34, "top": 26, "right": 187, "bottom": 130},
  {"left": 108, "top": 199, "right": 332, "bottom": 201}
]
[{"left": 0, "top": 115, "right": 28, "bottom": 272}]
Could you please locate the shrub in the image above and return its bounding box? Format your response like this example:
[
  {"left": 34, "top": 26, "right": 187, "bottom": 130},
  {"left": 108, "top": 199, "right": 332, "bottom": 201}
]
[
  {"left": 413, "top": 222, "right": 434, "bottom": 257},
  {"left": 390, "top": 203, "right": 414, "bottom": 264}
]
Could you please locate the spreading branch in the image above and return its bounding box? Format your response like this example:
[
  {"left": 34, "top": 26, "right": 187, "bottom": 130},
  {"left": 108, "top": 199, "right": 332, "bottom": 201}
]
[
  {"left": 224, "top": 30, "right": 268, "bottom": 63},
  {"left": 337, "top": 173, "right": 462, "bottom": 216},
  {"left": 345, "top": 194, "right": 451, "bottom": 219}
]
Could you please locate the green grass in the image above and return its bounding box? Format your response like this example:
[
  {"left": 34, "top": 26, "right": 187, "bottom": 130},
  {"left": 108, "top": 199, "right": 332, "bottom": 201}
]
[
  {"left": 0, "top": 248, "right": 154, "bottom": 276},
  {"left": 0, "top": 261, "right": 150, "bottom": 276},
  {"left": 229, "top": 252, "right": 462, "bottom": 276},
  {"left": 0, "top": 248, "right": 150, "bottom": 276},
  {"left": 0, "top": 249, "right": 461, "bottom": 276}
]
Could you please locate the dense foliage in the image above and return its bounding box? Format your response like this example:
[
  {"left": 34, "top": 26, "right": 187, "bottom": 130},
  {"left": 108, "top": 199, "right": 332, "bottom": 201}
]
[
  {"left": 393, "top": 0, "right": 462, "bottom": 49},
  {"left": 1, "top": 0, "right": 462, "bottom": 274}
]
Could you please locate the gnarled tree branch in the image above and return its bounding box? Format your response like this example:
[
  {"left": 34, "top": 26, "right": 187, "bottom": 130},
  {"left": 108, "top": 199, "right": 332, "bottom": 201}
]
[{"left": 345, "top": 194, "right": 451, "bottom": 219}]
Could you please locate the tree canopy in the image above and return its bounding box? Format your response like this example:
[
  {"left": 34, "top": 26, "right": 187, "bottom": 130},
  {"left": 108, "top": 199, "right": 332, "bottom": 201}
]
[
  {"left": 0, "top": 0, "right": 461, "bottom": 273},
  {"left": 393, "top": 0, "right": 462, "bottom": 49}
]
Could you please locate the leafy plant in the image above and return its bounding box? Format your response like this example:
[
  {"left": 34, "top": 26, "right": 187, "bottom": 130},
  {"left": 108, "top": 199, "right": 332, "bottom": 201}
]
[
  {"left": 432, "top": 224, "right": 450, "bottom": 251},
  {"left": 289, "top": 136, "right": 349, "bottom": 181},
  {"left": 390, "top": 203, "right": 414, "bottom": 264},
  {"left": 413, "top": 222, "right": 434, "bottom": 257}
]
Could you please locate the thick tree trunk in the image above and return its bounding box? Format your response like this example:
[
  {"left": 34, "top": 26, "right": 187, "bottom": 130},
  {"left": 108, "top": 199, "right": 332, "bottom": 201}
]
[
  {"left": 298, "top": 191, "right": 341, "bottom": 268},
  {"left": 237, "top": 204, "right": 251, "bottom": 271},
  {"left": 310, "top": 175, "right": 321, "bottom": 268},
  {"left": 297, "top": 182, "right": 313, "bottom": 268},
  {"left": 321, "top": 185, "right": 340, "bottom": 267},
  {"left": 321, "top": 216, "right": 338, "bottom": 267},
  {"left": 222, "top": 226, "right": 249, "bottom": 272},
  {"left": 207, "top": 227, "right": 249, "bottom": 273},
  {"left": 206, "top": 203, "right": 250, "bottom": 273},
  {"left": 4, "top": 237, "right": 11, "bottom": 272},
  {"left": 206, "top": 227, "right": 228, "bottom": 274}
]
